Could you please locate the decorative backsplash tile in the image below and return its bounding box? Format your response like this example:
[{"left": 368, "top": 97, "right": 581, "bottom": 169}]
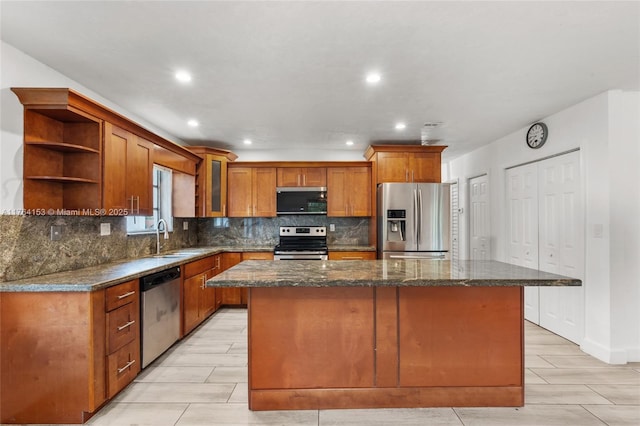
[
  {"left": 197, "top": 216, "right": 370, "bottom": 247},
  {"left": 0, "top": 215, "right": 198, "bottom": 282},
  {"left": 0, "top": 214, "right": 370, "bottom": 282}
]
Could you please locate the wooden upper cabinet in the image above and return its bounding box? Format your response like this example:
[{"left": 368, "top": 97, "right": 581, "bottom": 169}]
[
  {"left": 253, "top": 168, "right": 277, "bottom": 216},
  {"left": 12, "top": 88, "right": 103, "bottom": 211},
  {"left": 277, "top": 167, "right": 326, "bottom": 187},
  {"left": 227, "top": 167, "right": 252, "bottom": 217},
  {"left": 172, "top": 171, "right": 196, "bottom": 218},
  {"left": 327, "top": 166, "right": 371, "bottom": 217},
  {"left": 227, "top": 166, "right": 276, "bottom": 217},
  {"left": 12, "top": 88, "right": 201, "bottom": 215},
  {"left": 376, "top": 152, "right": 410, "bottom": 183},
  {"left": 409, "top": 152, "right": 442, "bottom": 183},
  {"left": 188, "top": 147, "right": 237, "bottom": 218},
  {"left": 103, "top": 123, "right": 153, "bottom": 216},
  {"left": 128, "top": 136, "right": 153, "bottom": 216},
  {"left": 365, "top": 145, "right": 447, "bottom": 184}
]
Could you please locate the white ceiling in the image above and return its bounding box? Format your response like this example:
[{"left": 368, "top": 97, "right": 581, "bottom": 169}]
[{"left": 1, "top": 1, "right": 638, "bottom": 161}]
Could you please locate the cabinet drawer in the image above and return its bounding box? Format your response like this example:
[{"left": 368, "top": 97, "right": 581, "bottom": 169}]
[
  {"left": 106, "top": 302, "right": 138, "bottom": 353},
  {"left": 105, "top": 279, "right": 138, "bottom": 311},
  {"left": 184, "top": 256, "right": 216, "bottom": 278},
  {"left": 242, "top": 252, "right": 274, "bottom": 261},
  {"left": 328, "top": 251, "right": 377, "bottom": 260},
  {"left": 106, "top": 339, "right": 140, "bottom": 399}
]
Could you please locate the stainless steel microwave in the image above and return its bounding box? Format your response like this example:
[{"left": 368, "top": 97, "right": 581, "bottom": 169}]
[{"left": 276, "top": 187, "right": 327, "bottom": 215}]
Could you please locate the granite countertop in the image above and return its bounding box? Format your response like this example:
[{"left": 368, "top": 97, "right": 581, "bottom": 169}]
[
  {"left": 0, "top": 245, "right": 275, "bottom": 292},
  {"left": 0, "top": 244, "right": 456, "bottom": 292},
  {"left": 206, "top": 259, "right": 582, "bottom": 288}
]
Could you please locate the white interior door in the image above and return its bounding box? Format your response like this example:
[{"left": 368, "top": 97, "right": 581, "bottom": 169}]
[
  {"left": 506, "top": 164, "right": 540, "bottom": 323},
  {"left": 538, "top": 151, "right": 584, "bottom": 343},
  {"left": 469, "top": 174, "right": 490, "bottom": 260}
]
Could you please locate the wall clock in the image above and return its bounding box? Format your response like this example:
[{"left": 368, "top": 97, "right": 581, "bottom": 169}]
[{"left": 526, "top": 122, "right": 548, "bottom": 149}]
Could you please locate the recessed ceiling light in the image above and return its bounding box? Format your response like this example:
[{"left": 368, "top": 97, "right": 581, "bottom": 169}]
[
  {"left": 365, "top": 72, "right": 381, "bottom": 84},
  {"left": 395, "top": 122, "right": 406, "bottom": 130},
  {"left": 243, "top": 139, "right": 252, "bottom": 145},
  {"left": 175, "top": 70, "right": 192, "bottom": 83},
  {"left": 346, "top": 140, "right": 354, "bottom": 146},
  {"left": 187, "top": 119, "right": 199, "bottom": 127}
]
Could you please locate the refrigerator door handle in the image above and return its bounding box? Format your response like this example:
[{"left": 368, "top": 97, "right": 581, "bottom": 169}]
[
  {"left": 413, "top": 188, "right": 419, "bottom": 242},
  {"left": 417, "top": 188, "right": 423, "bottom": 243}
]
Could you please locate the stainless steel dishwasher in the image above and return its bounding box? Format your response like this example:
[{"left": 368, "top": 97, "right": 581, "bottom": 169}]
[{"left": 140, "top": 266, "right": 181, "bottom": 368}]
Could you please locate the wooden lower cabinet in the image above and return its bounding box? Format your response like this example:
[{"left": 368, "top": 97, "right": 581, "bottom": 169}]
[
  {"left": 328, "top": 251, "right": 376, "bottom": 260},
  {"left": 106, "top": 340, "right": 139, "bottom": 399},
  {"left": 183, "top": 255, "right": 221, "bottom": 335},
  {"left": 104, "top": 279, "right": 141, "bottom": 399},
  {"left": 0, "top": 278, "right": 142, "bottom": 424},
  {"left": 220, "top": 252, "right": 273, "bottom": 306}
]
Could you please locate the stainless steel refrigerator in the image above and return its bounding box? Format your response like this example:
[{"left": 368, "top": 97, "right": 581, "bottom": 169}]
[{"left": 377, "top": 182, "right": 451, "bottom": 259}]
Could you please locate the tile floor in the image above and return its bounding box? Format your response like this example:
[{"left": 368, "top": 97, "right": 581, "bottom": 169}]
[{"left": 77, "top": 309, "right": 640, "bottom": 425}]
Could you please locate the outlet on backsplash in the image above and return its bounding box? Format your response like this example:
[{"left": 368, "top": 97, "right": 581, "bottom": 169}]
[
  {"left": 50, "top": 225, "right": 62, "bottom": 241},
  {"left": 100, "top": 223, "right": 111, "bottom": 236}
]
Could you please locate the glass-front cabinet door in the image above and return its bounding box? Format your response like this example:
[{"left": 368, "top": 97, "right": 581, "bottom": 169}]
[
  {"left": 206, "top": 154, "right": 227, "bottom": 217},
  {"left": 188, "top": 146, "right": 237, "bottom": 217}
]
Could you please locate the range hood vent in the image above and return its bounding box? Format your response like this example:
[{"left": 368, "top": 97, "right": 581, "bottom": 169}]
[{"left": 421, "top": 122, "right": 443, "bottom": 145}]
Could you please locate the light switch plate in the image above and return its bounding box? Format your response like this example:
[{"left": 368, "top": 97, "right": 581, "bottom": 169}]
[
  {"left": 329, "top": 224, "right": 335, "bottom": 232},
  {"left": 593, "top": 223, "right": 603, "bottom": 238},
  {"left": 183, "top": 221, "right": 189, "bottom": 231},
  {"left": 50, "top": 225, "right": 62, "bottom": 241},
  {"left": 100, "top": 223, "right": 111, "bottom": 236}
]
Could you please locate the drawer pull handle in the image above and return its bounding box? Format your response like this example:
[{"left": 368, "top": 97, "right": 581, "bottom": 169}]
[
  {"left": 117, "top": 291, "right": 135, "bottom": 299},
  {"left": 117, "top": 320, "right": 136, "bottom": 331},
  {"left": 342, "top": 256, "right": 363, "bottom": 260},
  {"left": 117, "top": 359, "right": 136, "bottom": 374}
]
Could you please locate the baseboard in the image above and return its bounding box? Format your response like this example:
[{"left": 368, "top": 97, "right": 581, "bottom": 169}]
[{"left": 581, "top": 337, "right": 638, "bottom": 364}]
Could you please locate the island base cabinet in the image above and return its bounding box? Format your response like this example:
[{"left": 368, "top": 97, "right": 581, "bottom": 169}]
[{"left": 247, "top": 286, "right": 524, "bottom": 410}]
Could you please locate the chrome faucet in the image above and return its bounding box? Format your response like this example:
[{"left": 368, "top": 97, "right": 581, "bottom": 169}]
[{"left": 156, "top": 219, "right": 169, "bottom": 255}]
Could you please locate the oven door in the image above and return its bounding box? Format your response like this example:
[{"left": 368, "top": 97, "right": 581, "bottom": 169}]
[{"left": 274, "top": 250, "right": 328, "bottom": 261}]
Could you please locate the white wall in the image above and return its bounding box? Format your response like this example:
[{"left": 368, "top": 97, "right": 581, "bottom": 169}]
[
  {"left": 0, "top": 41, "right": 185, "bottom": 211},
  {"left": 444, "top": 90, "right": 640, "bottom": 363},
  {"left": 607, "top": 91, "right": 640, "bottom": 362}
]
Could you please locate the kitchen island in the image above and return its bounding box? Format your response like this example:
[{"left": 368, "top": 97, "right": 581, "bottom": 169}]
[{"left": 207, "top": 259, "right": 581, "bottom": 411}]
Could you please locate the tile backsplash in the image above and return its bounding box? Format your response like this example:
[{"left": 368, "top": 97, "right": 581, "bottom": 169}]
[
  {"left": 0, "top": 214, "right": 370, "bottom": 282},
  {"left": 0, "top": 215, "right": 198, "bottom": 282},
  {"left": 197, "top": 216, "right": 370, "bottom": 247}
]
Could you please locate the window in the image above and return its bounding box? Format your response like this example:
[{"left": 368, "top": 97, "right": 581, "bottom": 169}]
[{"left": 126, "top": 165, "right": 173, "bottom": 234}]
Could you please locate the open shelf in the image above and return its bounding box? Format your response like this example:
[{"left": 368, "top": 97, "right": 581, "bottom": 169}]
[
  {"left": 25, "top": 176, "right": 99, "bottom": 184},
  {"left": 19, "top": 103, "right": 103, "bottom": 212},
  {"left": 25, "top": 141, "right": 100, "bottom": 154}
]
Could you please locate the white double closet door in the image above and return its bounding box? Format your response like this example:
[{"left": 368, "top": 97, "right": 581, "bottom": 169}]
[{"left": 506, "top": 151, "right": 584, "bottom": 344}]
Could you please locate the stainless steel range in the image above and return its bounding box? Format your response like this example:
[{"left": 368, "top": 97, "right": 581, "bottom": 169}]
[{"left": 274, "top": 226, "right": 328, "bottom": 260}]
